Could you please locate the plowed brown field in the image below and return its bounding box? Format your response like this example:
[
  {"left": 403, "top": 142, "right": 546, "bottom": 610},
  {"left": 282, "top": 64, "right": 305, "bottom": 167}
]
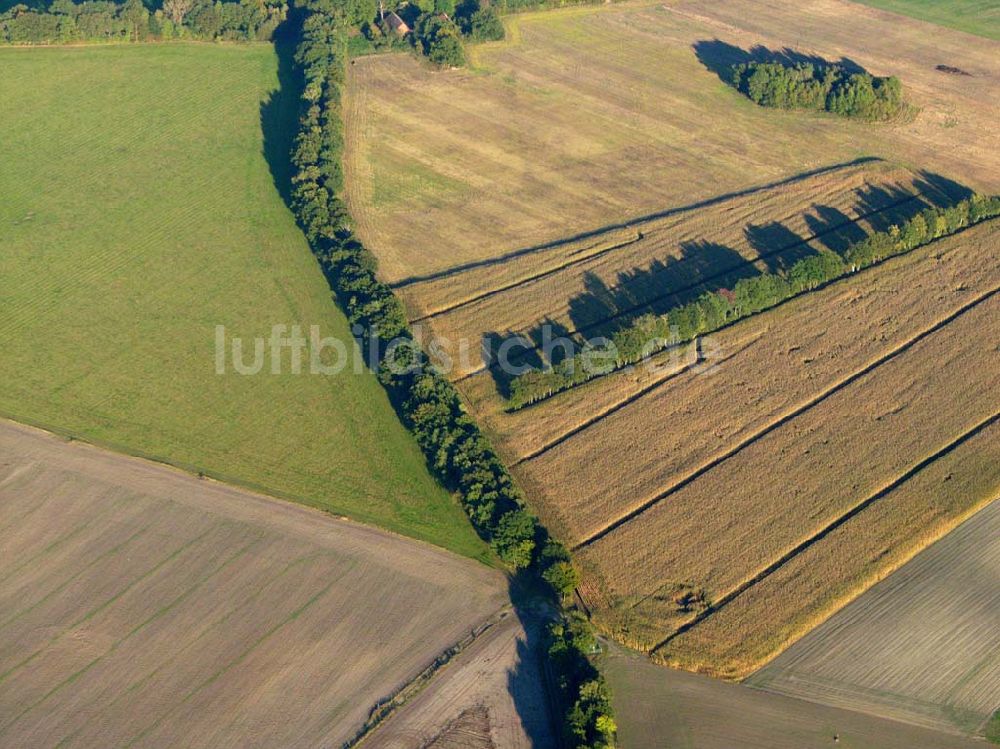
[{"left": 0, "top": 422, "right": 507, "bottom": 749}]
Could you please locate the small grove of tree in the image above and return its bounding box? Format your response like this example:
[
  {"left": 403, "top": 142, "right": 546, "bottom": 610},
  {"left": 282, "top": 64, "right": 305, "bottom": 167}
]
[
  {"left": 727, "top": 61, "right": 905, "bottom": 121},
  {"left": 0, "top": 0, "right": 287, "bottom": 42},
  {"left": 507, "top": 193, "right": 1000, "bottom": 409},
  {"left": 287, "top": 2, "right": 614, "bottom": 743}
]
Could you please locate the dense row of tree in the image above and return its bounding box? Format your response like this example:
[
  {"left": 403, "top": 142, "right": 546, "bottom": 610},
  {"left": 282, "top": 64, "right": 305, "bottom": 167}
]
[
  {"left": 0, "top": 0, "right": 287, "bottom": 42},
  {"left": 508, "top": 194, "right": 1000, "bottom": 409},
  {"left": 288, "top": 1, "right": 615, "bottom": 743},
  {"left": 727, "top": 61, "right": 905, "bottom": 120}
]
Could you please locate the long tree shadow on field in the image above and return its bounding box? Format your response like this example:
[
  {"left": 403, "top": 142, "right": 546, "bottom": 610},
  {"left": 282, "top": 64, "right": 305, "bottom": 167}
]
[
  {"left": 564, "top": 241, "right": 759, "bottom": 336},
  {"left": 806, "top": 205, "right": 869, "bottom": 256},
  {"left": 914, "top": 170, "right": 975, "bottom": 206},
  {"left": 483, "top": 240, "right": 756, "bottom": 394},
  {"left": 746, "top": 222, "right": 818, "bottom": 273},
  {"left": 505, "top": 578, "right": 563, "bottom": 748},
  {"left": 692, "top": 39, "right": 867, "bottom": 84},
  {"left": 479, "top": 170, "right": 977, "bottom": 390},
  {"left": 260, "top": 18, "right": 305, "bottom": 211}
]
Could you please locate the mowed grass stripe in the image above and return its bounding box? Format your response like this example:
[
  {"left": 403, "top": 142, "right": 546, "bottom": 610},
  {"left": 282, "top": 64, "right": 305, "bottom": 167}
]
[
  {"left": 649, "top": 410, "right": 1000, "bottom": 655},
  {"left": 573, "top": 283, "right": 1000, "bottom": 551}
]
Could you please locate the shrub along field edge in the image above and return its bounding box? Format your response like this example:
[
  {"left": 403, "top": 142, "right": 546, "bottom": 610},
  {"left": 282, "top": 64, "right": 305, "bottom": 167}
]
[{"left": 286, "top": 2, "right": 616, "bottom": 745}]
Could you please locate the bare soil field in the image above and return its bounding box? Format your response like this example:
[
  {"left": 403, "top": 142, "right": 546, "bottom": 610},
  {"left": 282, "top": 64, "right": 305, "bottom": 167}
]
[
  {"left": 747, "top": 498, "right": 1000, "bottom": 737},
  {"left": 579, "top": 289, "right": 1000, "bottom": 648},
  {"left": 411, "top": 162, "right": 952, "bottom": 376},
  {"left": 0, "top": 421, "right": 509, "bottom": 749},
  {"left": 362, "top": 611, "right": 556, "bottom": 749},
  {"left": 344, "top": 0, "right": 999, "bottom": 282},
  {"left": 604, "top": 644, "right": 985, "bottom": 749}
]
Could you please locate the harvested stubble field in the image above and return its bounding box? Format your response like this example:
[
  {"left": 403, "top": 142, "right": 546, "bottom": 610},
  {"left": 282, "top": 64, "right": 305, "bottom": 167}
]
[
  {"left": 0, "top": 421, "right": 507, "bottom": 749},
  {"left": 411, "top": 161, "right": 954, "bottom": 377},
  {"left": 343, "top": 0, "right": 1000, "bottom": 692},
  {"left": 747, "top": 498, "right": 1000, "bottom": 737},
  {"left": 345, "top": 0, "right": 999, "bottom": 283},
  {"left": 0, "top": 44, "right": 485, "bottom": 558},
  {"left": 465, "top": 221, "right": 1000, "bottom": 680},
  {"left": 479, "top": 222, "right": 1000, "bottom": 524},
  {"left": 654, "top": 417, "right": 1000, "bottom": 680},
  {"left": 604, "top": 644, "right": 985, "bottom": 749},
  {"left": 578, "top": 284, "right": 1000, "bottom": 649}
]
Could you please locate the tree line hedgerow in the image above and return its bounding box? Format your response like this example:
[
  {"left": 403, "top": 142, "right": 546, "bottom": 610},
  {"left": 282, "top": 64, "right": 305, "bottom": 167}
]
[
  {"left": 507, "top": 194, "right": 1000, "bottom": 409},
  {"left": 0, "top": 0, "right": 287, "bottom": 42},
  {"left": 727, "top": 60, "right": 905, "bottom": 120},
  {"left": 287, "top": 2, "right": 616, "bottom": 744}
]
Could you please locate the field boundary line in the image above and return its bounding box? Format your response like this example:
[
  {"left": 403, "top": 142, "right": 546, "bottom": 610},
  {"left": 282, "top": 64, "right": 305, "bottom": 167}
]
[
  {"left": 513, "top": 333, "right": 763, "bottom": 466},
  {"left": 738, "top": 494, "right": 1000, "bottom": 684},
  {"left": 572, "top": 284, "right": 1000, "bottom": 550},
  {"left": 392, "top": 157, "right": 883, "bottom": 289},
  {"left": 409, "top": 229, "right": 643, "bottom": 322},
  {"left": 648, "top": 411, "right": 1000, "bottom": 656}
]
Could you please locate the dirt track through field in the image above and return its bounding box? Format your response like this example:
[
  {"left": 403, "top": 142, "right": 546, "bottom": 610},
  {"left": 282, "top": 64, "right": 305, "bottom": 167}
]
[
  {"left": 0, "top": 421, "right": 508, "bottom": 749},
  {"left": 362, "top": 611, "right": 556, "bottom": 749}
]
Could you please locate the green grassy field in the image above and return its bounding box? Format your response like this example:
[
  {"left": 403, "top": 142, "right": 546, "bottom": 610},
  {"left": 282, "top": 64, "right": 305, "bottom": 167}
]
[
  {"left": 0, "top": 43, "right": 489, "bottom": 561},
  {"left": 852, "top": 0, "right": 1000, "bottom": 40}
]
